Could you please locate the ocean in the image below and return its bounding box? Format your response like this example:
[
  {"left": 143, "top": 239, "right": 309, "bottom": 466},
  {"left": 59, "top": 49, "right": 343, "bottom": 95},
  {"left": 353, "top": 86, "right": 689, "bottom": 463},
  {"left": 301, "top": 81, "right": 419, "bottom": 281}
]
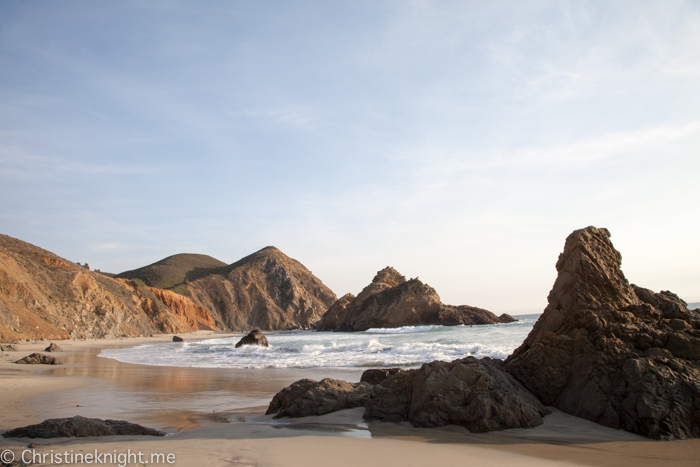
[{"left": 99, "top": 313, "right": 540, "bottom": 370}]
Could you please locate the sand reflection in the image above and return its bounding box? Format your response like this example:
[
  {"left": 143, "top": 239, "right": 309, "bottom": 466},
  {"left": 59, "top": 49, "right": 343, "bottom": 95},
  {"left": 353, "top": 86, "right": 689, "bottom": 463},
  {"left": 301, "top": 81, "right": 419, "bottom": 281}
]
[{"left": 38, "top": 344, "right": 363, "bottom": 431}]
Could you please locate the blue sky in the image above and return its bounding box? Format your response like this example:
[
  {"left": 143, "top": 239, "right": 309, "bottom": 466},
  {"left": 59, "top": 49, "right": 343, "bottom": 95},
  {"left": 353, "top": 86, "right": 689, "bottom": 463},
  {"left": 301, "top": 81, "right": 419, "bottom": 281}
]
[{"left": 1, "top": 1, "right": 698, "bottom": 314}]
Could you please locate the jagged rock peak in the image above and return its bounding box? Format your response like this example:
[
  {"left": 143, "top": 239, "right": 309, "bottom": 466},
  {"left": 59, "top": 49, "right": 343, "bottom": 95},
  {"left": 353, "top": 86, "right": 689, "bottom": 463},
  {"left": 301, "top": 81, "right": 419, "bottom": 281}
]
[
  {"left": 371, "top": 267, "right": 406, "bottom": 287},
  {"left": 549, "top": 226, "right": 638, "bottom": 313},
  {"left": 316, "top": 266, "right": 512, "bottom": 332},
  {"left": 506, "top": 226, "right": 700, "bottom": 440}
]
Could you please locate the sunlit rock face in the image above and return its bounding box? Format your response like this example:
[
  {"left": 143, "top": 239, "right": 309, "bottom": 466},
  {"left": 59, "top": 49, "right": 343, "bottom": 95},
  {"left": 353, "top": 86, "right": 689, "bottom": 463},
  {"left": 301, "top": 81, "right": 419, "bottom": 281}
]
[
  {"left": 316, "top": 266, "right": 515, "bottom": 332},
  {"left": 506, "top": 226, "right": 700, "bottom": 440}
]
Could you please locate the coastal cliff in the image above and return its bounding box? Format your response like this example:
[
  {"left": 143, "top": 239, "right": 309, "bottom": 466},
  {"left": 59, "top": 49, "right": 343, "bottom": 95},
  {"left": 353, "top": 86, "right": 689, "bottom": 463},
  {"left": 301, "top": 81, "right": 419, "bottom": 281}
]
[
  {"left": 316, "top": 266, "right": 514, "bottom": 331},
  {"left": 186, "top": 247, "right": 337, "bottom": 330},
  {"left": 0, "top": 234, "right": 219, "bottom": 341},
  {"left": 119, "top": 247, "right": 338, "bottom": 331}
]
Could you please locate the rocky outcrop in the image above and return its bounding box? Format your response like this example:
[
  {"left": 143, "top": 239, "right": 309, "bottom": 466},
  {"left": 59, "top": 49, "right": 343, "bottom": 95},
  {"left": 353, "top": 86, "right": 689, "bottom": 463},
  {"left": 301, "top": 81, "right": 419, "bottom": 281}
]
[
  {"left": 267, "top": 358, "right": 548, "bottom": 432},
  {"left": 172, "top": 336, "right": 184, "bottom": 342},
  {"left": 235, "top": 329, "right": 269, "bottom": 348},
  {"left": 2, "top": 416, "right": 165, "bottom": 438},
  {"left": 16, "top": 353, "right": 62, "bottom": 365},
  {"left": 364, "top": 357, "right": 549, "bottom": 431},
  {"left": 185, "top": 247, "right": 337, "bottom": 331},
  {"left": 0, "top": 233, "right": 220, "bottom": 341},
  {"left": 266, "top": 378, "right": 371, "bottom": 419},
  {"left": 0, "top": 344, "right": 17, "bottom": 351},
  {"left": 316, "top": 267, "right": 515, "bottom": 331},
  {"left": 505, "top": 226, "right": 700, "bottom": 440},
  {"left": 44, "top": 342, "right": 62, "bottom": 352}
]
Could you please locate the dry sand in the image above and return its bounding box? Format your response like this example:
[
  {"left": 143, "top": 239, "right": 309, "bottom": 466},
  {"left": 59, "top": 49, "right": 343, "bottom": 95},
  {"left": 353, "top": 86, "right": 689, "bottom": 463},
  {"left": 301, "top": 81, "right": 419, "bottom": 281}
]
[{"left": 0, "top": 332, "right": 698, "bottom": 467}]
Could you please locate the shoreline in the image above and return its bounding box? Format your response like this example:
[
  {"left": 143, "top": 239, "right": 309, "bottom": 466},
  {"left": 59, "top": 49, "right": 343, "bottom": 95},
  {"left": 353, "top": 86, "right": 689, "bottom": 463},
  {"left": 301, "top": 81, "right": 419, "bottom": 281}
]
[{"left": 1, "top": 333, "right": 698, "bottom": 467}]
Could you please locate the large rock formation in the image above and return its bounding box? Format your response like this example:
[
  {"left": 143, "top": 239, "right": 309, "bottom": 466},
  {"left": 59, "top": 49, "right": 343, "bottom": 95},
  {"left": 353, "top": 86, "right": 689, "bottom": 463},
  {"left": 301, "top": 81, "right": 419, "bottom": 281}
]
[
  {"left": 316, "top": 267, "right": 514, "bottom": 331},
  {"left": 363, "top": 357, "right": 548, "bottom": 431},
  {"left": 2, "top": 416, "right": 165, "bottom": 438},
  {"left": 266, "top": 358, "right": 548, "bottom": 432},
  {"left": 0, "top": 234, "right": 219, "bottom": 341},
  {"left": 505, "top": 226, "right": 700, "bottom": 440},
  {"left": 184, "top": 247, "right": 337, "bottom": 331}
]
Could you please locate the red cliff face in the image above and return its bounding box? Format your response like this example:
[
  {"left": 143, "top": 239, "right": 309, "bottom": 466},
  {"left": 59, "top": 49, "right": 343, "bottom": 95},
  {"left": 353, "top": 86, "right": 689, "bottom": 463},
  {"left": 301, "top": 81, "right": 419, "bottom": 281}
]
[
  {"left": 0, "top": 234, "right": 218, "bottom": 341},
  {"left": 146, "top": 287, "right": 218, "bottom": 331}
]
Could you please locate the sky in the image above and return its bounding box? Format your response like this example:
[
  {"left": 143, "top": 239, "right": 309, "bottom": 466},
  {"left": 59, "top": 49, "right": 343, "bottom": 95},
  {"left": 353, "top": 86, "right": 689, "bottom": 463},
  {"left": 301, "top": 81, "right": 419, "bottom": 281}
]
[{"left": 1, "top": 1, "right": 698, "bottom": 314}]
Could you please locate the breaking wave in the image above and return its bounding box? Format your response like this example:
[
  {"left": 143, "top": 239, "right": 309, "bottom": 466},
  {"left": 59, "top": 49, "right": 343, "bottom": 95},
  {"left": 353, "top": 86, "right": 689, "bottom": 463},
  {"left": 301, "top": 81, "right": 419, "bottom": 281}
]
[{"left": 99, "top": 314, "right": 539, "bottom": 370}]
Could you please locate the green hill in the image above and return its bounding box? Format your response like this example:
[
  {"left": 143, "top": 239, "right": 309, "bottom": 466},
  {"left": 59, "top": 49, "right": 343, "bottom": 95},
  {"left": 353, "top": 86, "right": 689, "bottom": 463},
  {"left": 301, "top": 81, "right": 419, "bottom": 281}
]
[{"left": 116, "top": 253, "right": 227, "bottom": 295}]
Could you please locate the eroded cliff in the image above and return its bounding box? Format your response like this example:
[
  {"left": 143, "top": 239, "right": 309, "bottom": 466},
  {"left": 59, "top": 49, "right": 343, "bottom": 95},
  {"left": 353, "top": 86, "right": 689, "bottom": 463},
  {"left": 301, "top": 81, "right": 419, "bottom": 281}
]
[{"left": 0, "top": 234, "right": 219, "bottom": 341}]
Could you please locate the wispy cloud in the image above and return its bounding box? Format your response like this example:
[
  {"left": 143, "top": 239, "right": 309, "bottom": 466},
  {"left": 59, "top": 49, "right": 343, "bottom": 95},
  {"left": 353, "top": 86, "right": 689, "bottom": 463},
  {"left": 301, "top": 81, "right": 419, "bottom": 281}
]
[{"left": 0, "top": 145, "right": 163, "bottom": 179}]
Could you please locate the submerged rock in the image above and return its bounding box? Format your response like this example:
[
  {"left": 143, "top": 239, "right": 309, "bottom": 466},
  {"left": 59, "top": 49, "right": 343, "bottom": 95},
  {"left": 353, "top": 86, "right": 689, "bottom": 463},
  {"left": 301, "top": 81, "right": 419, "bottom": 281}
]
[
  {"left": 44, "top": 342, "right": 63, "bottom": 352},
  {"left": 364, "top": 357, "right": 549, "bottom": 431},
  {"left": 15, "top": 353, "right": 62, "bottom": 365},
  {"left": 316, "top": 267, "right": 515, "bottom": 332},
  {"left": 266, "top": 378, "right": 371, "bottom": 419},
  {"left": 505, "top": 226, "right": 700, "bottom": 440},
  {"left": 2, "top": 416, "right": 165, "bottom": 438},
  {"left": 235, "top": 329, "right": 269, "bottom": 348}
]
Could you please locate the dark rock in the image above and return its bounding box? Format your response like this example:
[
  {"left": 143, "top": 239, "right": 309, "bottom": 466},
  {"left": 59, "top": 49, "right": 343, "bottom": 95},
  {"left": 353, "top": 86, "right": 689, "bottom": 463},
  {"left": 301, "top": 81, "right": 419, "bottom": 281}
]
[
  {"left": 360, "top": 368, "right": 404, "bottom": 385},
  {"left": 15, "top": 353, "right": 62, "bottom": 365},
  {"left": 0, "top": 344, "right": 17, "bottom": 351},
  {"left": 235, "top": 329, "right": 269, "bottom": 348},
  {"left": 505, "top": 226, "right": 700, "bottom": 440},
  {"left": 2, "top": 415, "right": 165, "bottom": 438},
  {"left": 364, "top": 357, "right": 549, "bottom": 431},
  {"left": 316, "top": 267, "right": 515, "bottom": 331},
  {"left": 44, "top": 342, "right": 63, "bottom": 352},
  {"left": 172, "top": 336, "right": 184, "bottom": 342},
  {"left": 266, "top": 378, "right": 371, "bottom": 419}
]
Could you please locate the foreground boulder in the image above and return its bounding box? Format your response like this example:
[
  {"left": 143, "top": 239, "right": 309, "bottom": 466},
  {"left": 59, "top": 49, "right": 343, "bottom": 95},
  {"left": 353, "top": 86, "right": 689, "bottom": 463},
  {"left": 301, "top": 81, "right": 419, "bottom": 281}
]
[
  {"left": 15, "top": 353, "right": 62, "bottom": 365},
  {"left": 267, "top": 359, "right": 548, "bottom": 432},
  {"left": 235, "top": 329, "right": 269, "bottom": 348},
  {"left": 316, "top": 267, "right": 515, "bottom": 331},
  {"left": 2, "top": 416, "right": 165, "bottom": 438},
  {"left": 266, "top": 378, "right": 371, "bottom": 419},
  {"left": 44, "top": 342, "right": 63, "bottom": 352},
  {"left": 505, "top": 226, "right": 700, "bottom": 440},
  {"left": 364, "top": 357, "right": 549, "bottom": 431}
]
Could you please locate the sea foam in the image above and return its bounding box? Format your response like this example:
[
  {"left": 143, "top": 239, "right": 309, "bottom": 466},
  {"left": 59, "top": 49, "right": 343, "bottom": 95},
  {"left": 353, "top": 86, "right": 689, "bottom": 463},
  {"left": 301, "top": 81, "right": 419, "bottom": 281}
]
[{"left": 99, "top": 314, "right": 539, "bottom": 370}]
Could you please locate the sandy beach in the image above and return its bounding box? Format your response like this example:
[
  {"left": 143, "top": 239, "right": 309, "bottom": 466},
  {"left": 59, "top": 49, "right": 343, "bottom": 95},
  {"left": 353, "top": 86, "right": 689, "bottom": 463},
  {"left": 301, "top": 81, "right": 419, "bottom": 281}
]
[{"left": 1, "top": 333, "right": 698, "bottom": 467}]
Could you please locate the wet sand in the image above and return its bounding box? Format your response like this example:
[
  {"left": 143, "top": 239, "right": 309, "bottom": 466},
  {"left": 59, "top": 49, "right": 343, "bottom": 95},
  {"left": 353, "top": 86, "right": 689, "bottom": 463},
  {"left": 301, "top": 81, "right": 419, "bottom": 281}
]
[{"left": 1, "top": 333, "right": 698, "bottom": 467}]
